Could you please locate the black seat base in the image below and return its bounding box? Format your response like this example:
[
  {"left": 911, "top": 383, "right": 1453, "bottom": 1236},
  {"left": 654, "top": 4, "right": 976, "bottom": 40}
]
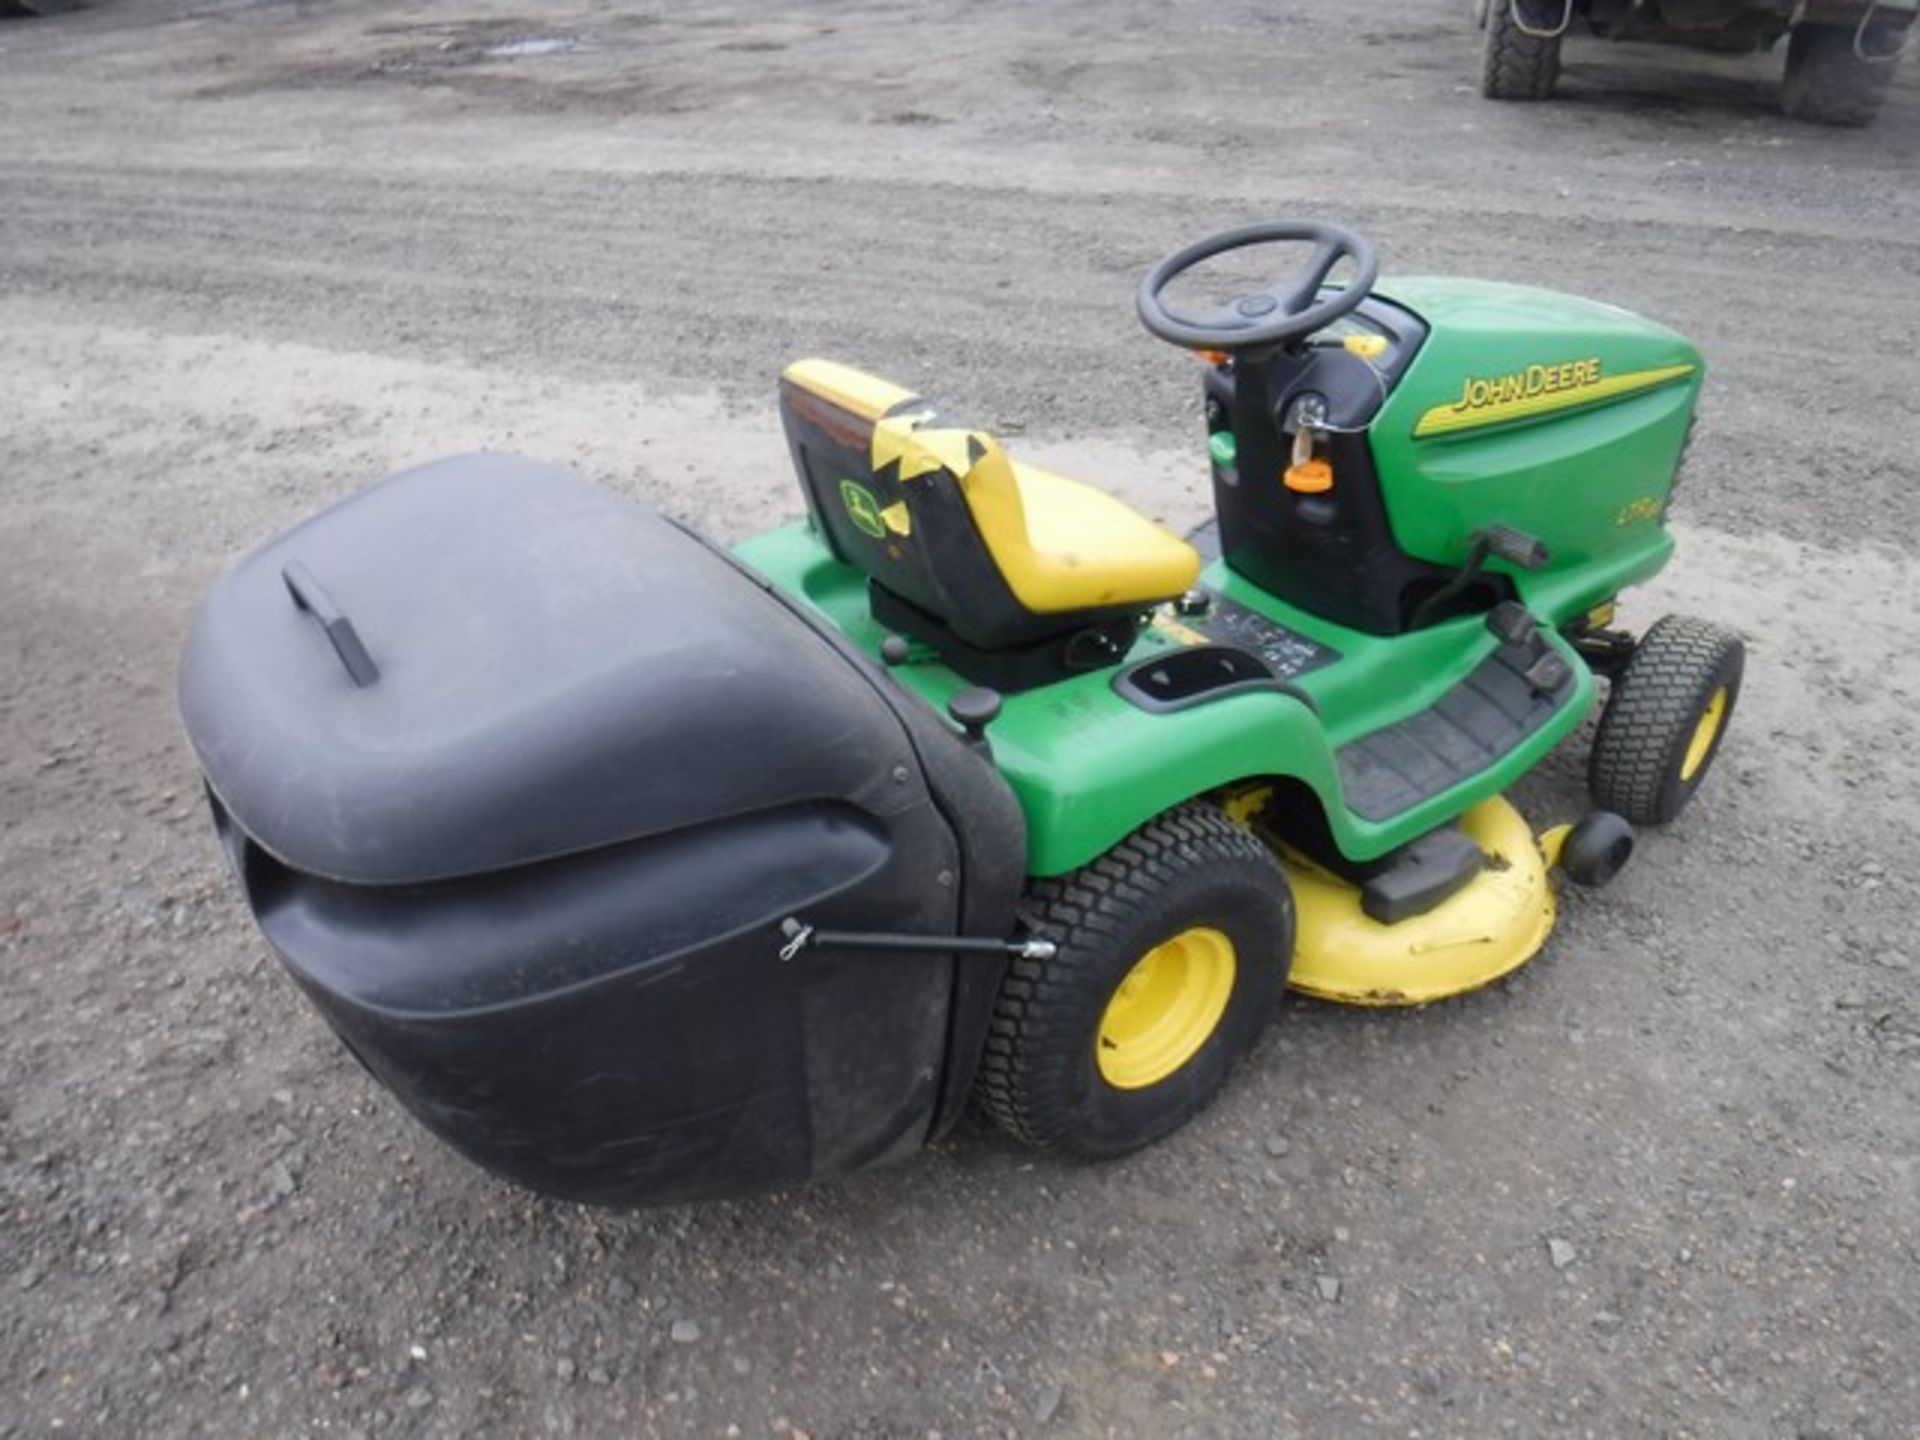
[{"left": 871, "top": 584, "right": 1146, "bottom": 693}]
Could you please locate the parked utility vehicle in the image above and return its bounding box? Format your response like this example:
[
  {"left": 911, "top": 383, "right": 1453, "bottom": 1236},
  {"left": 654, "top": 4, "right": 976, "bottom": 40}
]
[{"left": 1479, "top": 0, "right": 1913, "bottom": 125}]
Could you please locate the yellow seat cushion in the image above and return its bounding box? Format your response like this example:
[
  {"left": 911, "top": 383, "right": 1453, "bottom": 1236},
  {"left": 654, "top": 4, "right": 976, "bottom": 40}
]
[
  {"left": 784, "top": 357, "right": 1200, "bottom": 617},
  {"left": 993, "top": 459, "right": 1200, "bottom": 613},
  {"left": 869, "top": 417, "right": 1198, "bottom": 613}
]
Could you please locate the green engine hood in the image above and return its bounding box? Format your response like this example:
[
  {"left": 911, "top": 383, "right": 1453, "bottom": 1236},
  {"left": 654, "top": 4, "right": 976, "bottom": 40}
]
[
  {"left": 1366, "top": 276, "right": 1704, "bottom": 622},
  {"left": 1379, "top": 277, "right": 1702, "bottom": 441}
]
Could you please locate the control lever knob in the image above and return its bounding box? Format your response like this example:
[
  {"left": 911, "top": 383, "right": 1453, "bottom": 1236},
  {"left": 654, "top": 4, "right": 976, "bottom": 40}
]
[
  {"left": 1477, "top": 524, "right": 1551, "bottom": 571},
  {"left": 947, "top": 687, "right": 1003, "bottom": 746}
]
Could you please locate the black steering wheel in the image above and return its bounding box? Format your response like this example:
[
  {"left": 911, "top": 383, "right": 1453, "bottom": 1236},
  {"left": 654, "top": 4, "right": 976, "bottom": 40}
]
[{"left": 1136, "top": 220, "right": 1379, "bottom": 353}]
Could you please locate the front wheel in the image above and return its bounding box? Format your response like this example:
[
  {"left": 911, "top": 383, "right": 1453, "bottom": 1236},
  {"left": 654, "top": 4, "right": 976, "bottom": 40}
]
[
  {"left": 1589, "top": 616, "right": 1744, "bottom": 826},
  {"left": 1781, "top": 21, "right": 1899, "bottom": 127},
  {"left": 976, "top": 804, "right": 1294, "bottom": 1159}
]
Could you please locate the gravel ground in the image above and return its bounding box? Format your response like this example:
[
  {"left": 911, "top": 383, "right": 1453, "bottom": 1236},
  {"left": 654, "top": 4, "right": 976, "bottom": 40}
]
[{"left": 2, "top": 2, "right": 1917, "bottom": 1436}]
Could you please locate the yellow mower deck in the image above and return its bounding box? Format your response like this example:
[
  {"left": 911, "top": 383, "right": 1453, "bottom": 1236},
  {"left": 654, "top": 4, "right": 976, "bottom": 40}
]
[{"left": 1278, "top": 796, "right": 1557, "bottom": 1007}]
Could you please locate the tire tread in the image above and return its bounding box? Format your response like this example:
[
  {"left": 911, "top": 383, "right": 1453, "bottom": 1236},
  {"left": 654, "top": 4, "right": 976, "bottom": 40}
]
[
  {"left": 976, "top": 804, "right": 1283, "bottom": 1153},
  {"left": 1589, "top": 615, "right": 1742, "bottom": 826},
  {"left": 1482, "top": 2, "right": 1562, "bottom": 100}
]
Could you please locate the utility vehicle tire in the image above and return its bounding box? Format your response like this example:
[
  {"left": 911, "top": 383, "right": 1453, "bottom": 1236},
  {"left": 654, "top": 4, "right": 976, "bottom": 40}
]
[
  {"left": 976, "top": 803, "right": 1294, "bottom": 1159},
  {"left": 1589, "top": 616, "right": 1744, "bottom": 827},
  {"left": 1482, "top": 0, "right": 1563, "bottom": 101},
  {"left": 1781, "top": 22, "right": 1898, "bottom": 126}
]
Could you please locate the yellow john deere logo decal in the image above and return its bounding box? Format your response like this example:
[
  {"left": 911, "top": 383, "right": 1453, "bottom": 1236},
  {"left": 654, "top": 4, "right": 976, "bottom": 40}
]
[
  {"left": 1414, "top": 358, "right": 1696, "bottom": 438},
  {"left": 839, "top": 478, "right": 887, "bottom": 539}
]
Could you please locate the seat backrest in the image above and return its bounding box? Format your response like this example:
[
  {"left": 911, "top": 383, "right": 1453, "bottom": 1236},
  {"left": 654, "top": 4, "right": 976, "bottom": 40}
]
[{"left": 778, "top": 359, "right": 1055, "bottom": 650}]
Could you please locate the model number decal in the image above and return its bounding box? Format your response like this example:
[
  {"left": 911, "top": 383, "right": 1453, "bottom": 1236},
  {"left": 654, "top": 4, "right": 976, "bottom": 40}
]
[
  {"left": 1616, "top": 496, "right": 1662, "bottom": 527},
  {"left": 1414, "top": 360, "right": 1697, "bottom": 439}
]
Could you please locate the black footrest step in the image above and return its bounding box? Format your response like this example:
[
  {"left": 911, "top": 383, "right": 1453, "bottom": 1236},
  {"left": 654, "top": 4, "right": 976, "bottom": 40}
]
[{"left": 1337, "top": 643, "right": 1579, "bottom": 824}]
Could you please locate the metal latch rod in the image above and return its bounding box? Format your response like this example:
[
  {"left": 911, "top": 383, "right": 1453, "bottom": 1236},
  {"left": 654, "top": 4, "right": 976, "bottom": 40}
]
[{"left": 778, "top": 917, "right": 1056, "bottom": 964}]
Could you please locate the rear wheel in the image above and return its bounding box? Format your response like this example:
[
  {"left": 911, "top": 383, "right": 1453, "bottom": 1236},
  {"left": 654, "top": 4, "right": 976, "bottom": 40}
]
[
  {"left": 1782, "top": 21, "right": 1899, "bottom": 127},
  {"left": 1589, "top": 616, "right": 1744, "bottom": 826},
  {"left": 1482, "top": 0, "right": 1564, "bottom": 101},
  {"left": 976, "top": 804, "right": 1293, "bottom": 1159}
]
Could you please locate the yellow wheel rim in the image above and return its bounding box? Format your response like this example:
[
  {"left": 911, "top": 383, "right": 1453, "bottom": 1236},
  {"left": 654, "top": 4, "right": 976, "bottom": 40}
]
[
  {"left": 1679, "top": 685, "right": 1728, "bottom": 782},
  {"left": 1096, "top": 927, "right": 1236, "bottom": 1090}
]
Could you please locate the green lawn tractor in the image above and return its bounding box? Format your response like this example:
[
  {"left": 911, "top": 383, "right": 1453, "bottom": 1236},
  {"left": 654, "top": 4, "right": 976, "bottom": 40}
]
[
  {"left": 179, "top": 221, "right": 1742, "bottom": 1206},
  {"left": 1478, "top": 0, "right": 1914, "bottom": 125}
]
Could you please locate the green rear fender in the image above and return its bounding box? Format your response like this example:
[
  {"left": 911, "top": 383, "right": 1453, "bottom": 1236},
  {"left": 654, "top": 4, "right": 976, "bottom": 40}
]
[
  {"left": 989, "top": 685, "right": 1344, "bottom": 877},
  {"left": 735, "top": 524, "right": 1348, "bottom": 875}
]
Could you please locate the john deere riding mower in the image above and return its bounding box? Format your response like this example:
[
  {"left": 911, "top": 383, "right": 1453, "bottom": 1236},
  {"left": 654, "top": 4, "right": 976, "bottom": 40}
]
[{"left": 179, "top": 221, "right": 1741, "bottom": 1206}]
